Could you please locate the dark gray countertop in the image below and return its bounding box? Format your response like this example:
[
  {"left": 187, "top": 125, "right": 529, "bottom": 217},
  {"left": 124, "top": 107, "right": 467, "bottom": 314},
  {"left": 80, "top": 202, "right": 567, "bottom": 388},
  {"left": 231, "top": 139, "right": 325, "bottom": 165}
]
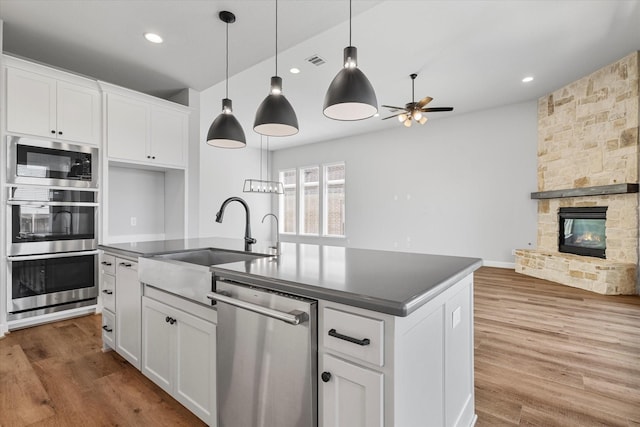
[
  {"left": 211, "top": 244, "right": 482, "bottom": 316},
  {"left": 100, "top": 239, "right": 482, "bottom": 317},
  {"left": 98, "top": 237, "right": 274, "bottom": 258}
]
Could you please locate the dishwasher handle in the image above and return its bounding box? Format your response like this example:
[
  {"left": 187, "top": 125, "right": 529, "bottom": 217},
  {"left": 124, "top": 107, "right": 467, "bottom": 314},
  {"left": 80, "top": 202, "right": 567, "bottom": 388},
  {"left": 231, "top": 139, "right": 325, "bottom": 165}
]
[{"left": 207, "top": 291, "right": 308, "bottom": 325}]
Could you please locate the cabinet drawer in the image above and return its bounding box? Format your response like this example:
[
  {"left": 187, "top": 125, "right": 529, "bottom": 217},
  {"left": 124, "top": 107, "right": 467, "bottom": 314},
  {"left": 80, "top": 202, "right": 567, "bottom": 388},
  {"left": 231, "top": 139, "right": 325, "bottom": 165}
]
[
  {"left": 100, "top": 254, "right": 116, "bottom": 275},
  {"left": 323, "top": 307, "right": 384, "bottom": 367},
  {"left": 116, "top": 257, "right": 138, "bottom": 271},
  {"left": 101, "top": 273, "right": 116, "bottom": 312},
  {"left": 102, "top": 309, "right": 116, "bottom": 349}
]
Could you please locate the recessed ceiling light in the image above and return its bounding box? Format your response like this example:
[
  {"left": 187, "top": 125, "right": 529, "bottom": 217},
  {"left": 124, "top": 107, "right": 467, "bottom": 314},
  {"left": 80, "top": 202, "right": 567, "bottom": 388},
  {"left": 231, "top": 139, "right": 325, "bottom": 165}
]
[
  {"left": 522, "top": 76, "right": 534, "bottom": 83},
  {"left": 373, "top": 113, "right": 380, "bottom": 117},
  {"left": 144, "top": 32, "right": 163, "bottom": 44},
  {"left": 290, "top": 67, "right": 301, "bottom": 74}
]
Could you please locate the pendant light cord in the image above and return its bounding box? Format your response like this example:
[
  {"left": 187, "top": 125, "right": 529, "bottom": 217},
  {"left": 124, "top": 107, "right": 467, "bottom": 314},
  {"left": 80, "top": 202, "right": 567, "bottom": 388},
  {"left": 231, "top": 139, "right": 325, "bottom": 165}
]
[
  {"left": 225, "top": 20, "right": 229, "bottom": 98},
  {"left": 275, "top": 0, "right": 278, "bottom": 76},
  {"left": 349, "top": 0, "right": 352, "bottom": 46}
]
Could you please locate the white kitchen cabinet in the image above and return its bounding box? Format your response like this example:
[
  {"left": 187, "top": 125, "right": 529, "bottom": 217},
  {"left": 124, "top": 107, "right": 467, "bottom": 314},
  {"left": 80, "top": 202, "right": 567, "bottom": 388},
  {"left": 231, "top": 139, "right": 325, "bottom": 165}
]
[
  {"left": 319, "top": 273, "right": 476, "bottom": 427},
  {"left": 106, "top": 91, "right": 187, "bottom": 168},
  {"left": 115, "top": 257, "right": 142, "bottom": 369},
  {"left": 142, "top": 292, "right": 216, "bottom": 426},
  {"left": 6, "top": 65, "right": 101, "bottom": 145},
  {"left": 321, "top": 353, "right": 383, "bottom": 427}
]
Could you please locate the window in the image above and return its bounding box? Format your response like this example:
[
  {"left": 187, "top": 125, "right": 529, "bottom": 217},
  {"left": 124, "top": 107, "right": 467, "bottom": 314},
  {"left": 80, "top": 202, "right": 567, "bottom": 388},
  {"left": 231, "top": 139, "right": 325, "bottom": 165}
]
[
  {"left": 324, "top": 163, "right": 345, "bottom": 236},
  {"left": 279, "top": 169, "right": 297, "bottom": 234},
  {"left": 278, "top": 162, "right": 346, "bottom": 238},
  {"left": 301, "top": 166, "right": 319, "bottom": 235}
]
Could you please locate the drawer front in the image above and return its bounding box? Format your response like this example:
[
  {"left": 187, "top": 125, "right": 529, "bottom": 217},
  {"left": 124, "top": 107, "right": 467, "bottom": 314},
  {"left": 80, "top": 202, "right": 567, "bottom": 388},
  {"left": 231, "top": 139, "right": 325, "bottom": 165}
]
[
  {"left": 116, "top": 257, "right": 138, "bottom": 271},
  {"left": 323, "top": 307, "right": 384, "bottom": 367},
  {"left": 100, "top": 253, "right": 116, "bottom": 276},
  {"left": 101, "top": 273, "right": 116, "bottom": 312},
  {"left": 102, "top": 309, "right": 116, "bottom": 349}
]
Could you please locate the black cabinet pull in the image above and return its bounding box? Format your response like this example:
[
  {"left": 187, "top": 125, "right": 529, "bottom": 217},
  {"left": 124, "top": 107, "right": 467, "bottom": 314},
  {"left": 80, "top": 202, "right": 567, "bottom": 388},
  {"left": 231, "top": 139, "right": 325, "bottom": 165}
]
[
  {"left": 101, "top": 261, "right": 112, "bottom": 266},
  {"left": 51, "top": 130, "right": 56, "bottom": 134},
  {"left": 119, "top": 262, "right": 132, "bottom": 267},
  {"left": 328, "top": 328, "right": 370, "bottom": 346},
  {"left": 152, "top": 156, "right": 156, "bottom": 159},
  {"left": 58, "top": 131, "right": 63, "bottom": 135},
  {"left": 102, "top": 289, "right": 113, "bottom": 295},
  {"left": 165, "top": 316, "right": 171, "bottom": 323},
  {"left": 169, "top": 318, "right": 176, "bottom": 325},
  {"left": 102, "top": 325, "right": 113, "bottom": 333},
  {"left": 321, "top": 372, "right": 332, "bottom": 383},
  {"left": 147, "top": 155, "right": 151, "bottom": 159}
]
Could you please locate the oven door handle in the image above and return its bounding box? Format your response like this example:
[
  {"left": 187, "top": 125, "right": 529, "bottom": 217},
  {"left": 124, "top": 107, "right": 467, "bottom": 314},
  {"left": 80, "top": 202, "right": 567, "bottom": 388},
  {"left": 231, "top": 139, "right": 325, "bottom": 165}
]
[
  {"left": 7, "top": 250, "right": 100, "bottom": 262},
  {"left": 7, "top": 201, "right": 98, "bottom": 207}
]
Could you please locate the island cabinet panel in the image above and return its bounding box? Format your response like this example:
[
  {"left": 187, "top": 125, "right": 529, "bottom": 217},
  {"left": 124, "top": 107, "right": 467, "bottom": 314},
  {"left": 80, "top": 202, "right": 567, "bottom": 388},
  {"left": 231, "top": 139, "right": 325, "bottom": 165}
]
[
  {"left": 319, "top": 273, "right": 475, "bottom": 427},
  {"left": 115, "top": 257, "right": 141, "bottom": 369},
  {"left": 141, "top": 292, "right": 217, "bottom": 427},
  {"left": 6, "top": 65, "right": 101, "bottom": 145},
  {"left": 321, "top": 354, "right": 383, "bottom": 427}
]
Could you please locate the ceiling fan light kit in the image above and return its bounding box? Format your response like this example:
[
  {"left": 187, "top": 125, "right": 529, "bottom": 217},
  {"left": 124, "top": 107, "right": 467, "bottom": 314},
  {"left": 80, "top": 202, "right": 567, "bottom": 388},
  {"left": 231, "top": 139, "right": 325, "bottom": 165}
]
[
  {"left": 207, "top": 11, "right": 247, "bottom": 148},
  {"left": 382, "top": 73, "right": 453, "bottom": 127},
  {"left": 323, "top": 0, "right": 378, "bottom": 121},
  {"left": 254, "top": 0, "right": 299, "bottom": 137}
]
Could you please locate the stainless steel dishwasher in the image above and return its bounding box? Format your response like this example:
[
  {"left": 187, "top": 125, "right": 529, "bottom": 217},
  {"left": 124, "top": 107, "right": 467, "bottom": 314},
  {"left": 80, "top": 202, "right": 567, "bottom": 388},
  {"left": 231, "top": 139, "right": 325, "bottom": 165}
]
[{"left": 208, "top": 279, "right": 317, "bottom": 427}]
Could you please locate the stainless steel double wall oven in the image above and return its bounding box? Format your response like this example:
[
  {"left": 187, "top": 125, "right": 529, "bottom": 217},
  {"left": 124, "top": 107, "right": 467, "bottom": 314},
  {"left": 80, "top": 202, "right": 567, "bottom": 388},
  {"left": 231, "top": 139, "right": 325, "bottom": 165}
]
[{"left": 6, "top": 136, "right": 99, "bottom": 319}]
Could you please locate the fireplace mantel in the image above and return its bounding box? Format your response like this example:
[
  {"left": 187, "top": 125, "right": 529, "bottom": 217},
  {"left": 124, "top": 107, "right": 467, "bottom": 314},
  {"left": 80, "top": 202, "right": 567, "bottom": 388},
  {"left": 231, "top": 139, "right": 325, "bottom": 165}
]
[{"left": 530, "top": 183, "right": 639, "bottom": 200}]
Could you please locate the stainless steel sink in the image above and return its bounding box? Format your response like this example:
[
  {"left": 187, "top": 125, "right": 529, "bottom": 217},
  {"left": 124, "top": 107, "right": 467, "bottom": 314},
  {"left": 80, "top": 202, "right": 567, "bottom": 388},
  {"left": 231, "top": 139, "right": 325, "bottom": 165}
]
[
  {"left": 138, "top": 248, "right": 270, "bottom": 305},
  {"left": 154, "top": 248, "right": 268, "bottom": 266}
]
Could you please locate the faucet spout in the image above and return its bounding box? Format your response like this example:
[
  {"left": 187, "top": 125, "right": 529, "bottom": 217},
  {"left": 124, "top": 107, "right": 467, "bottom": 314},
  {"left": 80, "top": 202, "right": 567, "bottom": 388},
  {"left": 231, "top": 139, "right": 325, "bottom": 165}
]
[
  {"left": 215, "top": 197, "right": 256, "bottom": 251},
  {"left": 261, "top": 213, "right": 280, "bottom": 255}
]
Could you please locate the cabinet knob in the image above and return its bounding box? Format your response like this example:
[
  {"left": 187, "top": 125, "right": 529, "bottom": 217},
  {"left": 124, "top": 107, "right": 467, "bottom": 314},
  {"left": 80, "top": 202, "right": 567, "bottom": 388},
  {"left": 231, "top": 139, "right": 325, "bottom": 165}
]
[
  {"left": 169, "top": 318, "right": 177, "bottom": 325},
  {"left": 321, "top": 372, "right": 332, "bottom": 383},
  {"left": 165, "top": 316, "right": 171, "bottom": 323},
  {"left": 58, "top": 131, "right": 63, "bottom": 135},
  {"left": 152, "top": 156, "right": 156, "bottom": 159},
  {"left": 51, "top": 130, "right": 56, "bottom": 134},
  {"left": 147, "top": 155, "right": 151, "bottom": 159}
]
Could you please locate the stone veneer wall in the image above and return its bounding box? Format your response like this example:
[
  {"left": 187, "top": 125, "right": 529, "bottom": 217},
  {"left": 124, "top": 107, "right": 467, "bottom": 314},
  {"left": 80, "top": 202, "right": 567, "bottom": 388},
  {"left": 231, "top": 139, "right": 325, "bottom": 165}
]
[{"left": 516, "top": 51, "right": 639, "bottom": 295}]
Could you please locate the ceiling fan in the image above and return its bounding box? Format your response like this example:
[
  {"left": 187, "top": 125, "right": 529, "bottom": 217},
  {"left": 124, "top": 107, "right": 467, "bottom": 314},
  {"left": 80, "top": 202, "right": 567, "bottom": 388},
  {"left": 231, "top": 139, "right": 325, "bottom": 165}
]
[{"left": 382, "top": 73, "right": 453, "bottom": 127}]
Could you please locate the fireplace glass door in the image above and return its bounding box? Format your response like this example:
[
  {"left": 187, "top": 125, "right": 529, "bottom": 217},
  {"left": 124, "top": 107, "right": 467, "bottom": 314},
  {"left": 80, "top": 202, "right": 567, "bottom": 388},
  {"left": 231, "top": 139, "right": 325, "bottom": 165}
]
[{"left": 558, "top": 207, "right": 607, "bottom": 258}]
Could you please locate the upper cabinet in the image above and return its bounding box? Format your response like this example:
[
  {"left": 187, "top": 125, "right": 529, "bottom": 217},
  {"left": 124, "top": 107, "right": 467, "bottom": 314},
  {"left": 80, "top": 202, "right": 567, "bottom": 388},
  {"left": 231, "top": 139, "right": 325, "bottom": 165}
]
[
  {"left": 105, "top": 88, "right": 189, "bottom": 169},
  {"left": 6, "top": 65, "right": 101, "bottom": 145}
]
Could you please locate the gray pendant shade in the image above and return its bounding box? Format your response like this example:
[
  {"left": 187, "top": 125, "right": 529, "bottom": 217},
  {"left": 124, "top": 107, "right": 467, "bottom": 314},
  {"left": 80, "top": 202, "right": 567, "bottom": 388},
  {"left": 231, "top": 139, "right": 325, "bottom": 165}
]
[
  {"left": 207, "top": 11, "right": 246, "bottom": 148},
  {"left": 254, "top": 76, "right": 299, "bottom": 136},
  {"left": 323, "top": 46, "right": 377, "bottom": 121},
  {"left": 207, "top": 98, "right": 246, "bottom": 148}
]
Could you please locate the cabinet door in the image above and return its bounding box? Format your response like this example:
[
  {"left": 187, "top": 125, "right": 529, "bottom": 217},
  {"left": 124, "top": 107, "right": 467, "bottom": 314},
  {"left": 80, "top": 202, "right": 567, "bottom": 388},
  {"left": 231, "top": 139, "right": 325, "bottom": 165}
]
[
  {"left": 107, "top": 94, "right": 148, "bottom": 163},
  {"left": 141, "top": 297, "right": 174, "bottom": 395},
  {"left": 321, "top": 354, "right": 383, "bottom": 427},
  {"left": 115, "top": 258, "right": 141, "bottom": 369},
  {"left": 174, "top": 309, "right": 217, "bottom": 426},
  {"left": 6, "top": 67, "right": 57, "bottom": 138},
  {"left": 56, "top": 81, "right": 101, "bottom": 145},
  {"left": 150, "top": 106, "right": 187, "bottom": 168},
  {"left": 101, "top": 273, "right": 116, "bottom": 313}
]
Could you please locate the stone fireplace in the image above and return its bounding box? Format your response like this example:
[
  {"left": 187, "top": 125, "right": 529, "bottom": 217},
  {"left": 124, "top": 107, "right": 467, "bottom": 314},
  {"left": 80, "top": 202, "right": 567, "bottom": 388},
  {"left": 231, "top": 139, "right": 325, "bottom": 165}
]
[{"left": 515, "top": 51, "right": 639, "bottom": 295}]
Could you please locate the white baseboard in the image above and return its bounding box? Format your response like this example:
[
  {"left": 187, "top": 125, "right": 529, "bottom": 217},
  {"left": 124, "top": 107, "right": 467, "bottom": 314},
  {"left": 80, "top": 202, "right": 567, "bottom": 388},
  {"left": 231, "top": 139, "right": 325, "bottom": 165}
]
[
  {"left": 482, "top": 260, "right": 515, "bottom": 269},
  {"left": 0, "top": 322, "right": 8, "bottom": 339}
]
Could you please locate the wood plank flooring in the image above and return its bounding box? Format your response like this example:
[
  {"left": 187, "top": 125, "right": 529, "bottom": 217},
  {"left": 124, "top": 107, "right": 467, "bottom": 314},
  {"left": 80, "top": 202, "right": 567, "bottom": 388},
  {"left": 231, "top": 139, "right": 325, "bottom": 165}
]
[
  {"left": 0, "top": 267, "right": 639, "bottom": 426},
  {"left": 474, "top": 267, "right": 640, "bottom": 427}
]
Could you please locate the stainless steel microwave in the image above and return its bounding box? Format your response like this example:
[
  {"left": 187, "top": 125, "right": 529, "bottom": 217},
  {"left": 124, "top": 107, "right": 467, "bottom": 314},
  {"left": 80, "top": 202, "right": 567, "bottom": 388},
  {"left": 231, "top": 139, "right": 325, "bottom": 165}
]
[{"left": 7, "top": 136, "right": 98, "bottom": 188}]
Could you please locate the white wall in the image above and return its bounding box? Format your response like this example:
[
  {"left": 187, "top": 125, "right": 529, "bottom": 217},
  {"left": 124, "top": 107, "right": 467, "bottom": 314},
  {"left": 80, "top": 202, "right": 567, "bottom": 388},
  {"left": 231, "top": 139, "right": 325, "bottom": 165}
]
[
  {"left": 272, "top": 101, "right": 539, "bottom": 266},
  {"left": 108, "top": 166, "right": 166, "bottom": 239},
  {"left": 198, "top": 86, "right": 272, "bottom": 243}
]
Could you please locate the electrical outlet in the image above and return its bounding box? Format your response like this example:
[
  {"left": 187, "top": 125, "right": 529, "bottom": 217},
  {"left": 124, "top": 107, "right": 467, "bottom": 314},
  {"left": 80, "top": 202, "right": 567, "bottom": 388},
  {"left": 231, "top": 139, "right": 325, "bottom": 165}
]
[{"left": 130, "top": 217, "right": 137, "bottom": 227}]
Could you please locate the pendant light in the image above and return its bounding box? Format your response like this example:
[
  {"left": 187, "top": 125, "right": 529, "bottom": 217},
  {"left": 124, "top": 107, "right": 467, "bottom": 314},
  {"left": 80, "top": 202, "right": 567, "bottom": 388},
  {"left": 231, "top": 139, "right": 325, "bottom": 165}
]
[
  {"left": 253, "top": 0, "right": 299, "bottom": 136},
  {"left": 323, "top": 0, "right": 377, "bottom": 121},
  {"left": 207, "top": 11, "right": 246, "bottom": 148},
  {"left": 243, "top": 135, "right": 284, "bottom": 194}
]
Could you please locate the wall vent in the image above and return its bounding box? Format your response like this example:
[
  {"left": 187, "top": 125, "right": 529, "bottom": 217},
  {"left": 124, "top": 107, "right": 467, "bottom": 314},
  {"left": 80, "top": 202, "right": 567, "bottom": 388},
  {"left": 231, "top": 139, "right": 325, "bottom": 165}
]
[{"left": 306, "top": 55, "right": 326, "bottom": 66}]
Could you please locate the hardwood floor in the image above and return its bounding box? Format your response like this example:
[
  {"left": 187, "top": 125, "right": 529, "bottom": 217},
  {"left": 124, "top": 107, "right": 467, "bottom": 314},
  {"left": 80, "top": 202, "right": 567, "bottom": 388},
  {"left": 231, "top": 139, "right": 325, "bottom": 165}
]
[
  {"left": 474, "top": 267, "right": 640, "bottom": 427},
  {"left": 1, "top": 267, "right": 639, "bottom": 426}
]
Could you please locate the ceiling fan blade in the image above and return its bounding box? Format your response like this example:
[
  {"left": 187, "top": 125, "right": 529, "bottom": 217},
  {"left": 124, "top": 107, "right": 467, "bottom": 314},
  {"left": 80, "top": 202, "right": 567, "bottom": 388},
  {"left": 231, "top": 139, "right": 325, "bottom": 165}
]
[
  {"left": 416, "top": 96, "right": 433, "bottom": 108},
  {"left": 381, "top": 113, "right": 404, "bottom": 120},
  {"left": 381, "top": 105, "right": 408, "bottom": 111},
  {"left": 421, "top": 107, "right": 454, "bottom": 112}
]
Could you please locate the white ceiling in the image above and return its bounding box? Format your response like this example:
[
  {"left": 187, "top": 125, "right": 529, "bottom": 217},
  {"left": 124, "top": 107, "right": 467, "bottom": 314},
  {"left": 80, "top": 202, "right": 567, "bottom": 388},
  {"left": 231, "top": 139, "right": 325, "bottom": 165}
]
[{"left": 1, "top": 0, "right": 639, "bottom": 150}]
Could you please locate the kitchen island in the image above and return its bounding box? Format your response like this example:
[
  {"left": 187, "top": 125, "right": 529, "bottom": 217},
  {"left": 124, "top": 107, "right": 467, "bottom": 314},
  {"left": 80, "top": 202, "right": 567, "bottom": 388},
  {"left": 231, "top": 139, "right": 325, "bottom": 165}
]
[{"left": 99, "top": 238, "right": 482, "bottom": 427}]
